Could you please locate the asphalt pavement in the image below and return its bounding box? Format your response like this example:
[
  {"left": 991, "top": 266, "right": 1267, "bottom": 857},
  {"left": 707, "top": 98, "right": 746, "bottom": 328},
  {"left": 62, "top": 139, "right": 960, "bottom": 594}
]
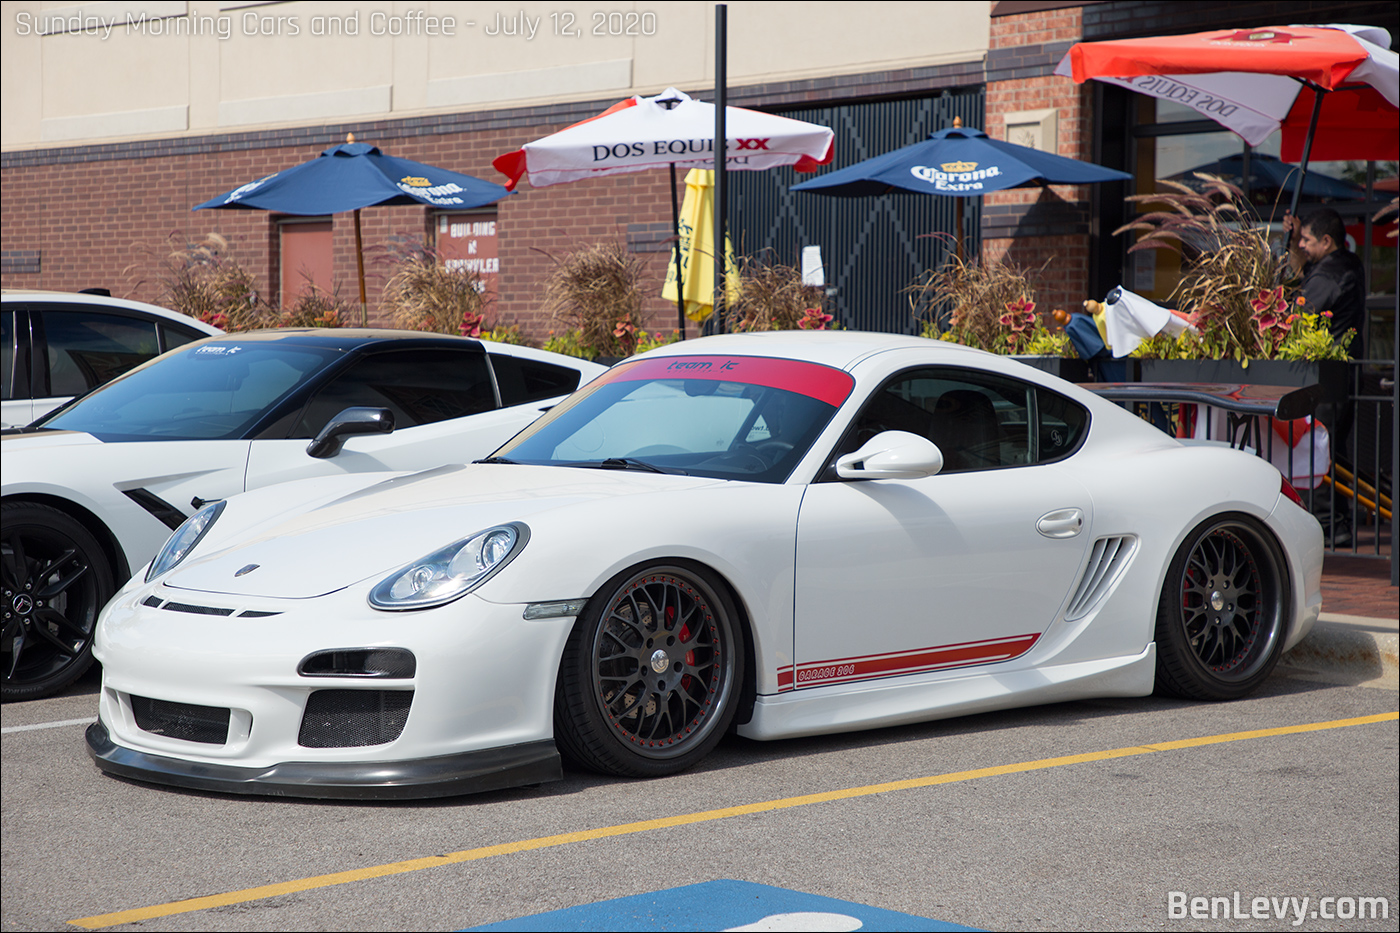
[{"left": 1282, "top": 554, "right": 1398, "bottom": 686}]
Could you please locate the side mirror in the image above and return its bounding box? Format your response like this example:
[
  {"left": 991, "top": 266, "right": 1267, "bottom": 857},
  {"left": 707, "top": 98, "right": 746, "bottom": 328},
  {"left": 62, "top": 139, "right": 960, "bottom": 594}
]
[
  {"left": 836, "top": 430, "right": 944, "bottom": 480},
  {"left": 306, "top": 407, "right": 395, "bottom": 459}
]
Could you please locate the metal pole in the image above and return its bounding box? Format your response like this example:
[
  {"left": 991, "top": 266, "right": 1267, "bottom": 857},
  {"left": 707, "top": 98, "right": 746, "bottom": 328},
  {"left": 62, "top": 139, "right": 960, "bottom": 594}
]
[
  {"left": 670, "top": 163, "right": 686, "bottom": 336},
  {"left": 714, "top": 3, "right": 727, "bottom": 332},
  {"left": 1285, "top": 88, "right": 1325, "bottom": 250}
]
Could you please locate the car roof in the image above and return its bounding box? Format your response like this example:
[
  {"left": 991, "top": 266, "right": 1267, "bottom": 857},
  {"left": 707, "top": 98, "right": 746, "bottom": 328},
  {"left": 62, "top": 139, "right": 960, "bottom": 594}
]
[
  {"left": 1, "top": 289, "right": 222, "bottom": 334},
  {"left": 193, "top": 328, "right": 494, "bottom": 352},
  {"left": 629, "top": 330, "right": 990, "bottom": 371}
]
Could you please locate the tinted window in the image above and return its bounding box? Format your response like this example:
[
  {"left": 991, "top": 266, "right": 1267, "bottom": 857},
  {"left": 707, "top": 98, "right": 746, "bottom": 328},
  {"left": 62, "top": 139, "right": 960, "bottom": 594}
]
[
  {"left": 43, "top": 341, "right": 340, "bottom": 440},
  {"left": 1, "top": 310, "right": 15, "bottom": 401},
  {"left": 839, "top": 368, "right": 1087, "bottom": 473},
  {"left": 42, "top": 310, "right": 160, "bottom": 397},
  {"left": 290, "top": 349, "right": 496, "bottom": 438},
  {"left": 161, "top": 324, "right": 206, "bottom": 352},
  {"left": 489, "top": 353, "right": 583, "bottom": 406}
]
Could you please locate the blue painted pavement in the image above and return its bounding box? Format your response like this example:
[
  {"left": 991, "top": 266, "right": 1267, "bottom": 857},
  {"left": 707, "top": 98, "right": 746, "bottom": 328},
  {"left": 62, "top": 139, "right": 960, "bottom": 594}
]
[{"left": 464, "top": 879, "right": 980, "bottom": 931}]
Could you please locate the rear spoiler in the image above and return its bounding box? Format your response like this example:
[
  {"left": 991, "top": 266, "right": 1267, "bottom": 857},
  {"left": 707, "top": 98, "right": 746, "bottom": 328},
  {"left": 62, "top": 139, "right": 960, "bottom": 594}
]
[{"left": 1080, "top": 382, "right": 1321, "bottom": 422}]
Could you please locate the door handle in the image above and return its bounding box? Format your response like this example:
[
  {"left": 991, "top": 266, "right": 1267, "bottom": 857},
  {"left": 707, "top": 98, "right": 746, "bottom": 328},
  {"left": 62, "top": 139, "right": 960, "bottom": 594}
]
[{"left": 1037, "top": 508, "right": 1084, "bottom": 538}]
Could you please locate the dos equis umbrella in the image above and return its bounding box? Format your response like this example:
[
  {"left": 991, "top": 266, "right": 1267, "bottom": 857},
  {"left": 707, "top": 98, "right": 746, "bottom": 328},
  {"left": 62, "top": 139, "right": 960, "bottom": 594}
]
[
  {"left": 494, "top": 88, "right": 833, "bottom": 333},
  {"left": 1055, "top": 24, "right": 1399, "bottom": 228}
]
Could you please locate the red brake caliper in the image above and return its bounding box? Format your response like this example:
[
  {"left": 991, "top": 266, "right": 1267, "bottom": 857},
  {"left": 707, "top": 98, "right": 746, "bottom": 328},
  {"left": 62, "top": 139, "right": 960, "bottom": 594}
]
[{"left": 671, "top": 606, "right": 694, "bottom": 691}]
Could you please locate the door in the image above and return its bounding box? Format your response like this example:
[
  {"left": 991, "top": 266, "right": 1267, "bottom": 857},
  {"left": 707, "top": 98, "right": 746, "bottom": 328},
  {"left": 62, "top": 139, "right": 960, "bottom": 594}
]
[{"left": 792, "top": 366, "right": 1093, "bottom": 689}]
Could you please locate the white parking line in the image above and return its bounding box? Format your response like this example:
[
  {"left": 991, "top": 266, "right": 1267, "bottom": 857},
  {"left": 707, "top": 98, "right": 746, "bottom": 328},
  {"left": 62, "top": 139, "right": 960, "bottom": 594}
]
[{"left": 1, "top": 717, "right": 95, "bottom": 735}]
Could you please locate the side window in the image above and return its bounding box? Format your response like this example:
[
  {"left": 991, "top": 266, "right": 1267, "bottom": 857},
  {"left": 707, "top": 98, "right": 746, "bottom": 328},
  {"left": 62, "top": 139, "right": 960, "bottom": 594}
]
[
  {"left": 40, "top": 309, "right": 159, "bottom": 397},
  {"left": 839, "top": 368, "right": 1087, "bottom": 473},
  {"left": 1, "top": 310, "right": 17, "bottom": 401},
  {"left": 489, "top": 353, "right": 584, "bottom": 406},
  {"left": 160, "top": 324, "right": 207, "bottom": 353},
  {"left": 291, "top": 349, "right": 496, "bottom": 438}
]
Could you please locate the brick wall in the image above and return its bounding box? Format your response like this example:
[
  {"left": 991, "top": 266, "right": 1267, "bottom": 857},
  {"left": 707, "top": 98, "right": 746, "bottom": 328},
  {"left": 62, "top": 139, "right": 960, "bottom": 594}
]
[
  {"left": 984, "top": 4, "right": 1098, "bottom": 315},
  {"left": 0, "top": 123, "right": 681, "bottom": 340}
]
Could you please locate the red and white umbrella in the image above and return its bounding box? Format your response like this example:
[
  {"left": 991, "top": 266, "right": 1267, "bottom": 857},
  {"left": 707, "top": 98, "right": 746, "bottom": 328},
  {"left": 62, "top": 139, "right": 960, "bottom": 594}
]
[
  {"left": 493, "top": 87, "right": 834, "bottom": 190},
  {"left": 493, "top": 87, "right": 833, "bottom": 333},
  {"left": 1056, "top": 24, "right": 1397, "bottom": 239},
  {"left": 1055, "top": 24, "right": 1398, "bottom": 160}
]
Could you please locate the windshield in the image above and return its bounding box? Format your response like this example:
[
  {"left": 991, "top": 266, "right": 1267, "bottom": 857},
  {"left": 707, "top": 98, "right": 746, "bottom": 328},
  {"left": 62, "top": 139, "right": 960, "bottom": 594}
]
[
  {"left": 494, "top": 355, "right": 854, "bottom": 482},
  {"left": 42, "top": 340, "right": 341, "bottom": 440}
]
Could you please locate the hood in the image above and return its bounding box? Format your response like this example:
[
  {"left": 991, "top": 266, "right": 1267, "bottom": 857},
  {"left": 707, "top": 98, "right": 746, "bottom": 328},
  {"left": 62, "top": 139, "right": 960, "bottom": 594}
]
[
  {"left": 0, "top": 429, "right": 98, "bottom": 449},
  {"left": 162, "top": 464, "right": 723, "bottom": 599}
]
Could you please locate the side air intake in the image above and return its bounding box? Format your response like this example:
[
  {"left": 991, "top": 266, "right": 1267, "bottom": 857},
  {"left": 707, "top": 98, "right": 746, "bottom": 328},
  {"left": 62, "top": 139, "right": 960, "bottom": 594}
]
[{"left": 1064, "top": 536, "right": 1137, "bottom": 621}]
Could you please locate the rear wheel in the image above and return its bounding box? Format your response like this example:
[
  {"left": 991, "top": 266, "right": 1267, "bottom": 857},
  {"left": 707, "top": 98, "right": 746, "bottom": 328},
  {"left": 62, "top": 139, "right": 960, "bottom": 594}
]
[
  {"left": 554, "top": 562, "right": 744, "bottom": 777},
  {"left": 2, "top": 503, "right": 114, "bottom": 700},
  {"left": 1154, "top": 515, "right": 1288, "bottom": 700}
]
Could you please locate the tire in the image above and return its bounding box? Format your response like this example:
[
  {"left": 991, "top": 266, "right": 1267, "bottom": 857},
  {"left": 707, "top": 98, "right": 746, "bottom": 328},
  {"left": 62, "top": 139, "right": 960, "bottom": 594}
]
[
  {"left": 554, "top": 562, "right": 744, "bottom": 777},
  {"left": 2, "top": 503, "right": 114, "bottom": 701},
  {"left": 1153, "top": 514, "right": 1289, "bottom": 701}
]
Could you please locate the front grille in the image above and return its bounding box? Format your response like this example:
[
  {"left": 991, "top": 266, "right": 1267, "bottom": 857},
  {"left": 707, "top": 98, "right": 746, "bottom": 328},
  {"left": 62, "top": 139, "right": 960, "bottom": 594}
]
[
  {"left": 298, "top": 690, "right": 413, "bottom": 748},
  {"left": 130, "top": 695, "right": 231, "bottom": 745}
]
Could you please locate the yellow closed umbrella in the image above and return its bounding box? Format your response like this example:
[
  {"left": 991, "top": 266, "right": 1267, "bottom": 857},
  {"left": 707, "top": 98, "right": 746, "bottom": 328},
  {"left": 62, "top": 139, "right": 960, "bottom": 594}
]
[{"left": 662, "top": 169, "right": 738, "bottom": 324}]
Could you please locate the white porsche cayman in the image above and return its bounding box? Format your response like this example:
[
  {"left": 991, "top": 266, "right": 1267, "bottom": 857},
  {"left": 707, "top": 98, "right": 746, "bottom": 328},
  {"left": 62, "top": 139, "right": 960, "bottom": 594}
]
[{"left": 86, "top": 331, "right": 1323, "bottom": 799}]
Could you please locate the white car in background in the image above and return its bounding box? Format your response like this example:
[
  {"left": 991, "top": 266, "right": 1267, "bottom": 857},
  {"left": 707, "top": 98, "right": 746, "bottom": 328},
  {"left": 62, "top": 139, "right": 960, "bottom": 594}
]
[
  {"left": 82, "top": 332, "right": 1322, "bottom": 799},
  {"left": 2, "top": 329, "right": 605, "bottom": 699},
  {"left": 1, "top": 289, "right": 222, "bottom": 429}
]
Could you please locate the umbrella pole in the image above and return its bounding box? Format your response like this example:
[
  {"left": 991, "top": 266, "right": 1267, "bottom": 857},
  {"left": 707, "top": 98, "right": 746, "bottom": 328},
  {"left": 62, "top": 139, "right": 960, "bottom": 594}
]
[
  {"left": 956, "top": 198, "right": 965, "bottom": 263},
  {"left": 670, "top": 163, "right": 686, "bottom": 336},
  {"left": 1285, "top": 88, "right": 1326, "bottom": 251},
  {"left": 354, "top": 208, "right": 368, "bottom": 326}
]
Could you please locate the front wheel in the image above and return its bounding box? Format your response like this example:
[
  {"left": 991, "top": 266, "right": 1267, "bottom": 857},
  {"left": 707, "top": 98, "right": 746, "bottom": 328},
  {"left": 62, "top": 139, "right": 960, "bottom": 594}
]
[
  {"left": 554, "top": 562, "right": 744, "bottom": 777},
  {"left": 1153, "top": 515, "right": 1289, "bottom": 700},
  {"left": 3, "top": 503, "right": 115, "bottom": 700}
]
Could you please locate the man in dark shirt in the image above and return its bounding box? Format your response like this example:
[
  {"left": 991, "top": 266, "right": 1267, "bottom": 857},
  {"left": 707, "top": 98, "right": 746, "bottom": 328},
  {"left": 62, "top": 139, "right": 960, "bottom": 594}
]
[
  {"left": 1282, "top": 207, "right": 1365, "bottom": 546},
  {"left": 1283, "top": 207, "right": 1366, "bottom": 357}
]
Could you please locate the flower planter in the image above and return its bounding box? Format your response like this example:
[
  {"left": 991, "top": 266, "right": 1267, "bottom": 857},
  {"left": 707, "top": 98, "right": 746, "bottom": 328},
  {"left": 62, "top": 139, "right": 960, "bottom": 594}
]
[
  {"left": 1136, "top": 359, "right": 1349, "bottom": 404},
  {"left": 1010, "top": 356, "right": 1091, "bottom": 383}
]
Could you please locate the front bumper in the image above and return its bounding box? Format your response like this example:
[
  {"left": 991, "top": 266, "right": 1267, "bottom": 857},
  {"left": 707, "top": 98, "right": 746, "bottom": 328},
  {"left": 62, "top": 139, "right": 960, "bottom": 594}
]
[
  {"left": 91, "top": 582, "right": 578, "bottom": 798},
  {"left": 86, "top": 721, "right": 560, "bottom": 799}
]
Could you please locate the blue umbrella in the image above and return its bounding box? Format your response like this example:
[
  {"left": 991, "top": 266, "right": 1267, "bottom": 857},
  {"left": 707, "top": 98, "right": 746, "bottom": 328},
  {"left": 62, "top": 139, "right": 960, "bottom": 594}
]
[
  {"left": 1168, "top": 153, "right": 1364, "bottom": 202},
  {"left": 792, "top": 123, "right": 1131, "bottom": 259},
  {"left": 194, "top": 138, "right": 511, "bottom": 312}
]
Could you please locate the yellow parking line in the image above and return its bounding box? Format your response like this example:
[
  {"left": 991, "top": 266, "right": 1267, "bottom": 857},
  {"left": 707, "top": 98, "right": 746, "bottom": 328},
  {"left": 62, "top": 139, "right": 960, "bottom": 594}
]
[{"left": 69, "top": 711, "right": 1397, "bottom": 929}]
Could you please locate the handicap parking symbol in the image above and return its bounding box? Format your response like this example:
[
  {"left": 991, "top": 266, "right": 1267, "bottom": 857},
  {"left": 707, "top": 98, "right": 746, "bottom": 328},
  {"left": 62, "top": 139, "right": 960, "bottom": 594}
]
[{"left": 464, "top": 879, "right": 980, "bottom": 931}]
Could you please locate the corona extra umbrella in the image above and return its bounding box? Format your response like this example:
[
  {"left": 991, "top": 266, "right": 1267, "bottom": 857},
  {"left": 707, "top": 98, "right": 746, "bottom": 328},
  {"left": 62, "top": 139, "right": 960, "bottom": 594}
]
[
  {"left": 195, "top": 136, "right": 512, "bottom": 315},
  {"left": 493, "top": 88, "right": 833, "bottom": 332},
  {"left": 791, "top": 121, "right": 1130, "bottom": 260},
  {"left": 1055, "top": 24, "right": 1399, "bottom": 227}
]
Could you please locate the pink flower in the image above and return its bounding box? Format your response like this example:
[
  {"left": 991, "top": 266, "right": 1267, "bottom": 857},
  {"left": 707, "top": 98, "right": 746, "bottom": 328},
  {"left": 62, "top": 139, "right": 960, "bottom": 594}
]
[{"left": 797, "top": 307, "right": 833, "bottom": 330}]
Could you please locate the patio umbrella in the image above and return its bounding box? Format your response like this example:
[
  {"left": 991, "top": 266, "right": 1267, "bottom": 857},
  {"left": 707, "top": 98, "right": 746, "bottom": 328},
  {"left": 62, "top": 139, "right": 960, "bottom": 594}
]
[
  {"left": 661, "top": 169, "right": 737, "bottom": 324},
  {"left": 791, "top": 121, "right": 1131, "bottom": 260},
  {"left": 1054, "top": 24, "right": 1399, "bottom": 231},
  {"left": 1167, "top": 152, "right": 1364, "bottom": 202},
  {"left": 493, "top": 87, "right": 833, "bottom": 332},
  {"left": 195, "top": 136, "right": 512, "bottom": 316}
]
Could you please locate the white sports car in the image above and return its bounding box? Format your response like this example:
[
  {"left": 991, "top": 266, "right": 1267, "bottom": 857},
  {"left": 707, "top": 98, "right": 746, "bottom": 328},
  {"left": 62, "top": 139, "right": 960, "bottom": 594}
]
[
  {"left": 2, "top": 330, "right": 605, "bottom": 699},
  {"left": 85, "top": 332, "right": 1323, "bottom": 798}
]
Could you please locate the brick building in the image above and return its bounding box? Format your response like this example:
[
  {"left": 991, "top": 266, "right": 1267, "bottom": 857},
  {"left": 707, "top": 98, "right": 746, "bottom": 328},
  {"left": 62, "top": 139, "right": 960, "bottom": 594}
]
[{"left": 3, "top": 1, "right": 1395, "bottom": 346}]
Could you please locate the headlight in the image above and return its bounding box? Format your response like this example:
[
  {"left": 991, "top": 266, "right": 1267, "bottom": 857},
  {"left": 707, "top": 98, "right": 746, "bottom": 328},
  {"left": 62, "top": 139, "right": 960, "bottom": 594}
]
[
  {"left": 368, "top": 523, "right": 528, "bottom": 611},
  {"left": 146, "top": 500, "right": 226, "bottom": 581}
]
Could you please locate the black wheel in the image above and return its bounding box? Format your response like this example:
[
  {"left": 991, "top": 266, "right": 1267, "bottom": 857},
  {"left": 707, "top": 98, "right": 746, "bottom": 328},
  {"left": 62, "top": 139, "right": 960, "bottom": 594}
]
[
  {"left": 2, "top": 503, "right": 114, "bottom": 701},
  {"left": 1154, "top": 515, "right": 1289, "bottom": 700},
  {"left": 554, "top": 562, "right": 744, "bottom": 777}
]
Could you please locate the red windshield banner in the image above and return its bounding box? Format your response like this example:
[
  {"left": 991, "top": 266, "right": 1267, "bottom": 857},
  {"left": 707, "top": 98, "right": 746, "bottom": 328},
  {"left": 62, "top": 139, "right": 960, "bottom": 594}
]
[{"left": 604, "top": 355, "right": 854, "bottom": 407}]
